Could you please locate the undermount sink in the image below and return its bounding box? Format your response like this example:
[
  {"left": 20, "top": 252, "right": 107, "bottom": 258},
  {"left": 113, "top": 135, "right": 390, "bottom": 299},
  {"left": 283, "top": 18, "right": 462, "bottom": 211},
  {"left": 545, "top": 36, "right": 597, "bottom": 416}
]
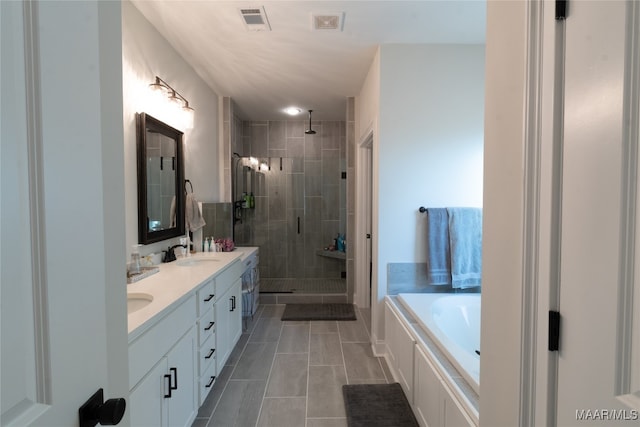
[
  {"left": 175, "top": 258, "right": 219, "bottom": 266},
  {"left": 127, "top": 293, "right": 153, "bottom": 314}
]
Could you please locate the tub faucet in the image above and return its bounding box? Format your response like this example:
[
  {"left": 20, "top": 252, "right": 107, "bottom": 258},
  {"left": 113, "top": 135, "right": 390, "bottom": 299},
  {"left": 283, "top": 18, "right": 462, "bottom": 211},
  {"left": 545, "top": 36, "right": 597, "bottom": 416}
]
[{"left": 163, "top": 244, "right": 186, "bottom": 263}]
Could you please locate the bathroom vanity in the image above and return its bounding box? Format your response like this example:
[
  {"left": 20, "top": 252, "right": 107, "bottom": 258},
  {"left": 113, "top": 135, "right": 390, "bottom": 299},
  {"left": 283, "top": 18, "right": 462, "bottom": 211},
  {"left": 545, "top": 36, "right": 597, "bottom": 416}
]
[{"left": 126, "top": 252, "right": 245, "bottom": 427}]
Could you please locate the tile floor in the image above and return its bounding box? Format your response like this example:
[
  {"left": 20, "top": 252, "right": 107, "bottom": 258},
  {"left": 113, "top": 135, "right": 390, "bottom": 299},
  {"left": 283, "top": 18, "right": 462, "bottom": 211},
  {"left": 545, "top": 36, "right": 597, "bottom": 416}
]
[{"left": 192, "top": 304, "right": 392, "bottom": 427}]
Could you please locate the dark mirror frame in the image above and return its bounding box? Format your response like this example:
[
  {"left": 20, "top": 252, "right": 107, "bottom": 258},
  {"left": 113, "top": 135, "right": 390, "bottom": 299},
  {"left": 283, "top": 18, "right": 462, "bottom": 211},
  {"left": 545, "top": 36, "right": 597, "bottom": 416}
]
[{"left": 136, "top": 112, "right": 185, "bottom": 244}]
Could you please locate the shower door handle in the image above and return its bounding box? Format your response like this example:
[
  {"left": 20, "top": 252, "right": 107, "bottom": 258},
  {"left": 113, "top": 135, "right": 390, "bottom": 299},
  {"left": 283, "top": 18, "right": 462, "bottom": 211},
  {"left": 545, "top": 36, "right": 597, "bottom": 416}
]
[{"left": 297, "top": 217, "right": 300, "bottom": 234}]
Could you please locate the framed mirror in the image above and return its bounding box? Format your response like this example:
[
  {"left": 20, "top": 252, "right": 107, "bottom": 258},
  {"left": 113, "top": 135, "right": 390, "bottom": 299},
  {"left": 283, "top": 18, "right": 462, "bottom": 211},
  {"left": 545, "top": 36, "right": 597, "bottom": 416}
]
[{"left": 136, "top": 112, "right": 185, "bottom": 244}]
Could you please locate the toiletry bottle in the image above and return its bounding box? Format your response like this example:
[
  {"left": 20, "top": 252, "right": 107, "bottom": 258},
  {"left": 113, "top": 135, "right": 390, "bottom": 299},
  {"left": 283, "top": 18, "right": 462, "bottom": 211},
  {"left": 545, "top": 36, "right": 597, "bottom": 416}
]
[
  {"left": 130, "top": 244, "right": 142, "bottom": 274},
  {"left": 249, "top": 192, "right": 255, "bottom": 208}
]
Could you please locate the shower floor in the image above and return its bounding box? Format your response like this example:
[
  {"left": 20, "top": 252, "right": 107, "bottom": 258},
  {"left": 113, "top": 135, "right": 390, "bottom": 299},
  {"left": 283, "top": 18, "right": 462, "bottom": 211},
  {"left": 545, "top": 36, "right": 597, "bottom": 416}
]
[{"left": 260, "top": 278, "right": 346, "bottom": 294}]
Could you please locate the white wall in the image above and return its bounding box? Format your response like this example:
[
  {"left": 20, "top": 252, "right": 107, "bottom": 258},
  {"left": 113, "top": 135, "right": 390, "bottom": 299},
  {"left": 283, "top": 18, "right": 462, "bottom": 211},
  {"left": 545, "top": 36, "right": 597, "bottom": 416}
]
[
  {"left": 379, "top": 44, "right": 484, "bottom": 261},
  {"left": 362, "top": 44, "right": 485, "bottom": 344},
  {"left": 122, "top": 1, "right": 220, "bottom": 257}
]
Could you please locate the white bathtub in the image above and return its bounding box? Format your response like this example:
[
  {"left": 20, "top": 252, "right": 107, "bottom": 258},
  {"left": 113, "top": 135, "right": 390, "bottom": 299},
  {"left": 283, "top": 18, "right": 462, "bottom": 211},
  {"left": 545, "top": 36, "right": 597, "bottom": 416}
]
[{"left": 397, "top": 293, "right": 480, "bottom": 393}]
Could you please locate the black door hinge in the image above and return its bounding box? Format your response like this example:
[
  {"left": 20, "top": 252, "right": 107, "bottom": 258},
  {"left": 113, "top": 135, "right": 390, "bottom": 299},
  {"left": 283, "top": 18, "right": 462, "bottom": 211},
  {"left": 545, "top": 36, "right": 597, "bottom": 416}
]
[
  {"left": 549, "top": 310, "right": 561, "bottom": 351},
  {"left": 556, "top": 0, "right": 568, "bottom": 20}
]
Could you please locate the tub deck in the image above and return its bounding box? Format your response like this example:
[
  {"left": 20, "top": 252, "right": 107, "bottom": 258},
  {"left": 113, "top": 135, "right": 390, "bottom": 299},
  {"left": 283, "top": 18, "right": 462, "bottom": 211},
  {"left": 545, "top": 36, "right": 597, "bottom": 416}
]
[{"left": 397, "top": 293, "right": 480, "bottom": 393}]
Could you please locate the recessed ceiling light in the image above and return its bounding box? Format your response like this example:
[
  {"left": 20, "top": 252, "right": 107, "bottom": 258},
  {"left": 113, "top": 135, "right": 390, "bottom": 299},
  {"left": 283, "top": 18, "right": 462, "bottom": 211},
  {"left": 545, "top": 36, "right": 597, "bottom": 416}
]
[{"left": 284, "top": 107, "right": 302, "bottom": 116}]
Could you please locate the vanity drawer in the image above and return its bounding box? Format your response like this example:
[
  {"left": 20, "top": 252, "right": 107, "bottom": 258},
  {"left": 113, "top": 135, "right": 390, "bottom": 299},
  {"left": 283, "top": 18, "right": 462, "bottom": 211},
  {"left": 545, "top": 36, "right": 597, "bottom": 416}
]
[
  {"left": 198, "top": 361, "right": 217, "bottom": 406},
  {"left": 198, "top": 333, "right": 216, "bottom": 376},
  {"left": 197, "top": 306, "right": 215, "bottom": 347},
  {"left": 197, "top": 279, "right": 215, "bottom": 316}
]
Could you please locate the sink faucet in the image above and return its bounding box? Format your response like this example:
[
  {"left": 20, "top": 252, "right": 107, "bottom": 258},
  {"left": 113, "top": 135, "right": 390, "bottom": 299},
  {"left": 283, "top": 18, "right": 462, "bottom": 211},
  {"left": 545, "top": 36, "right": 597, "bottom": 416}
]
[{"left": 163, "top": 244, "right": 186, "bottom": 263}]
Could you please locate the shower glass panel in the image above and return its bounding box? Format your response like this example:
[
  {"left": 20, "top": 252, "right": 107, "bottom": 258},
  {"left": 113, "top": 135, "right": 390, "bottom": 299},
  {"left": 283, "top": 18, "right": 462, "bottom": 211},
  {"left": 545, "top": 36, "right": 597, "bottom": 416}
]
[{"left": 233, "top": 156, "right": 346, "bottom": 280}]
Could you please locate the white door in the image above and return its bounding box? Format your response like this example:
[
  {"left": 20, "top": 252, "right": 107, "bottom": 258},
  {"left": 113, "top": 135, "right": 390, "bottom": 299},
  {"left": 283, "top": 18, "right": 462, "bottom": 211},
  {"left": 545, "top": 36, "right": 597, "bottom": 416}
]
[
  {"left": 556, "top": 0, "right": 640, "bottom": 424},
  {"left": 1, "top": 1, "right": 129, "bottom": 425}
]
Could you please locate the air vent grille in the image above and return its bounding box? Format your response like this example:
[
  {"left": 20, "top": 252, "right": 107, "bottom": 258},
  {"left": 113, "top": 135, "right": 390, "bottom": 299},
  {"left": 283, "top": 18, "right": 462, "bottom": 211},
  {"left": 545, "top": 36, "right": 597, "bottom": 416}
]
[
  {"left": 239, "top": 6, "right": 271, "bottom": 31},
  {"left": 311, "top": 12, "right": 344, "bottom": 31}
]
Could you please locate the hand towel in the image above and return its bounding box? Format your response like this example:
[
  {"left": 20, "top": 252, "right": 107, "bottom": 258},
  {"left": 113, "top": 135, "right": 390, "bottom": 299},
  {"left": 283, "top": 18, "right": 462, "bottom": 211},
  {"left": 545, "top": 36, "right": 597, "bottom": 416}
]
[
  {"left": 425, "top": 208, "right": 452, "bottom": 285},
  {"left": 447, "top": 207, "right": 482, "bottom": 288},
  {"left": 185, "top": 193, "right": 206, "bottom": 232}
]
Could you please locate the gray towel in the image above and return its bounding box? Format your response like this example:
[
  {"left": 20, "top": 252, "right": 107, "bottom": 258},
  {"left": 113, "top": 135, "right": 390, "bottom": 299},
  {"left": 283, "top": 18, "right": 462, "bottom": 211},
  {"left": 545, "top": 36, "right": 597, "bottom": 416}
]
[
  {"left": 447, "top": 207, "right": 482, "bottom": 288},
  {"left": 185, "top": 193, "right": 206, "bottom": 232},
  {"left": 425, "top": 208, "right": 451, "bottom": 285}
]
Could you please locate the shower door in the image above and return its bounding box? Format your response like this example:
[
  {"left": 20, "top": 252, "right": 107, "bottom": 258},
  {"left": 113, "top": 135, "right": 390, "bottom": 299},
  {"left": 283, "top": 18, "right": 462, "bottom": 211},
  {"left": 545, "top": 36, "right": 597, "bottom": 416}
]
[{"left": 233, "top": 156, "right": 345, "bottom": 280}]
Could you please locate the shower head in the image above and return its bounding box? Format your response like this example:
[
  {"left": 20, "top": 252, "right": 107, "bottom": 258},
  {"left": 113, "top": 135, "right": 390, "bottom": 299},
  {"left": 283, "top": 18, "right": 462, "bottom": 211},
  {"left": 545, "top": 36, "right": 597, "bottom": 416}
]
[{"left": 305, "top": 110, "right": 316, "bottom": 135}]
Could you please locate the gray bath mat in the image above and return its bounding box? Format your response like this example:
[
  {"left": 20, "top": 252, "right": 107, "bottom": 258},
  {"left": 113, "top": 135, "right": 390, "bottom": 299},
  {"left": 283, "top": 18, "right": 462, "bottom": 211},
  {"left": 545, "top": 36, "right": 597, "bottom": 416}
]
[
  {"left": 281, "top": 303, "right": 356, "bottom": 321},
  {"left": 342, "top": 383, "right": 419, "bottom": 427}
]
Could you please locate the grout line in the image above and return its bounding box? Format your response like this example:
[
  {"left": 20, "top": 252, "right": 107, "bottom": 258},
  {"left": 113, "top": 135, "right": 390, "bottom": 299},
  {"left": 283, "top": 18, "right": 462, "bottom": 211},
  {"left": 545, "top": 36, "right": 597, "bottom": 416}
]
[
  {"left": 338, "top": 320, "right": 349, "bottom": 385},
  {"left": 305, "top": 320, "right": 311, "bottom": 427},
  {"left": 253, "top": 307, "right": 284, "bottom": 427}
]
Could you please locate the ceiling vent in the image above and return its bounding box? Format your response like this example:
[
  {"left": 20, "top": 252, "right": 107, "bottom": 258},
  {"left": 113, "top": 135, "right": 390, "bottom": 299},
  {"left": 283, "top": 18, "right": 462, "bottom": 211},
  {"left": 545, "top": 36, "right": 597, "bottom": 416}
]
[
  {"left": 239, "top": 6, "right": 271, "bottom": 31},
  {"left": 311, "top": 12, "right": 344, "bottom": 31}
]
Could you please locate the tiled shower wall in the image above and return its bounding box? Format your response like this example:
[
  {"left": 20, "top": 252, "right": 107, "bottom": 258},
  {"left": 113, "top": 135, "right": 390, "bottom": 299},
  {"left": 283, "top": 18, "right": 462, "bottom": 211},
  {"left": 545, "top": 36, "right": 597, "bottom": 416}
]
[
  {"left": 234, "top": 120, "right": 347, "bottom": 279},
  {"left": 201, "top": 202, "right": 233, "bottom": 245}
]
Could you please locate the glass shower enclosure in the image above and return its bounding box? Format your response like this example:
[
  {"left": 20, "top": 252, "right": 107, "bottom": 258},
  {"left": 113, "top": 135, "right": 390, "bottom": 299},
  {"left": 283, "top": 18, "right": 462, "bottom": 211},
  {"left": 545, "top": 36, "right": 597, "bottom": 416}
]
[{"left": 233, "top": 156, "right": 346, "bottom": 293}]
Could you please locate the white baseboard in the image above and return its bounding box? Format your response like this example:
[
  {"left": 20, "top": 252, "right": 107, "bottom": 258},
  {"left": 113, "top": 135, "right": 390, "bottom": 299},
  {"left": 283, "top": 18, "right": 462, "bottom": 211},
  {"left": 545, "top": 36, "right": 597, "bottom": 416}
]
[{"left": 370, "top": 332, "right": 386, "bottom": 357}]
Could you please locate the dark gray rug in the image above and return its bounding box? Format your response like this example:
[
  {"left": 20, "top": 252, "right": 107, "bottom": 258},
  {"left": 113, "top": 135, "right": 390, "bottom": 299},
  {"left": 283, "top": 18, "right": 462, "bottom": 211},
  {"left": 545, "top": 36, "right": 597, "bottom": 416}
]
[
  {"left": 281, "top": 303, "right": 356, "bottom": 321},
  {"left": 342, "top": 383, "right": 419, "bottom": 427}
]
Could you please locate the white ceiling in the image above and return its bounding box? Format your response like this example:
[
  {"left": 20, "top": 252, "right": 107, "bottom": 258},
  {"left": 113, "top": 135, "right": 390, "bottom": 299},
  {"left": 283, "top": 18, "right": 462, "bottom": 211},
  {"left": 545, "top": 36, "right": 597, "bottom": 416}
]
[{"left": 131, "top": 1, "right": 486, "bottom": 121}]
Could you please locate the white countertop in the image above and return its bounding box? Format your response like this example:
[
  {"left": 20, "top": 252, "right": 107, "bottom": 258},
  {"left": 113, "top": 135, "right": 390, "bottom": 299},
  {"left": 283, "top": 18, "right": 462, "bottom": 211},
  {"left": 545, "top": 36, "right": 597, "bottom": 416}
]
[{"left": 127, "top": 248, "right": 256, "bottom": 339}]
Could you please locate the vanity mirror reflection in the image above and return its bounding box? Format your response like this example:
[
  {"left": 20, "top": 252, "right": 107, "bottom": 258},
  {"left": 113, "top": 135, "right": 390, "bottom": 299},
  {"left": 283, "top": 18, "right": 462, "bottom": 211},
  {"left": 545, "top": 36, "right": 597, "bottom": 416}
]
[{"left": 136, "top": 113, "right": 185, "bottom": 244}]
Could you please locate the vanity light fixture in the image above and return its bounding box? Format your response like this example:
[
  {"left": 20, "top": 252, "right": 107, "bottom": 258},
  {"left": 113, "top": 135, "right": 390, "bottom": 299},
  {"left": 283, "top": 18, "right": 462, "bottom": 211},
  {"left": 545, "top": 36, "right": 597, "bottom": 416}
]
[{"left": 149, "top": 76, "right": 195, "bottom": 129}]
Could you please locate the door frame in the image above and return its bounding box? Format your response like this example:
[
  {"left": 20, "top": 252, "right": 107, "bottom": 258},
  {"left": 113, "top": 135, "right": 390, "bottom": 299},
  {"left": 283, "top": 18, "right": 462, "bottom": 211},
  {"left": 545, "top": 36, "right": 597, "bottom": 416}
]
[
  {"left": 354, "top": 123, "right": 375, "bottom": 309},
  {"left": 521, "top": 0, "right": 640, "bottom": 424}
]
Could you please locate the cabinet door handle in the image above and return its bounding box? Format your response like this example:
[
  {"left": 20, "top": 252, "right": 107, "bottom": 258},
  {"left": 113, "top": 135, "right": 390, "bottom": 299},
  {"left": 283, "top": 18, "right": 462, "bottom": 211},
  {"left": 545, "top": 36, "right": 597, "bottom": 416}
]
[
  {"left": 164, "top": 374, "right": 172, "bottom": 398},
  {"left": 205, "top": 376, "right": 216, "bottom": 388},
  {"left": 170, "top": 367, "right": 178, "bottom": 390},
  {"left": 205, "top": 348, "right": 215, "bottom": 359},
  {"left": 230, "top": 296, "right": 236, "bottom": 311},
  {"left": 204, "top": 321, "right": 215, "bottom": 331},
  {"left": 204, "top": 294, "right": 214, "bottom": 302}
]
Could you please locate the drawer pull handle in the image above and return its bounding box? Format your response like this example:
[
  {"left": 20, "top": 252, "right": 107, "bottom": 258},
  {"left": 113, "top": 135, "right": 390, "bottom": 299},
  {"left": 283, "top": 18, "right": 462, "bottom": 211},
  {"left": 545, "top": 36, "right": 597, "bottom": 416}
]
[
  {"left": 205, "top": 348, "right": 215, "bottom": 359},
  {"left": 204, "top": 294, "right": 215, "bottom": 302},
  {"left": 205, "top": 376, "right": 216, "bottom": 388},
  {"left": 170, "top": 367, "right": 178, "bottom": 390},
  {"left": 164, "top": 374, "right": 172, "bottom": 398},
  {"left": 204, "top": 321, "right": 215, "bottom": 331}
]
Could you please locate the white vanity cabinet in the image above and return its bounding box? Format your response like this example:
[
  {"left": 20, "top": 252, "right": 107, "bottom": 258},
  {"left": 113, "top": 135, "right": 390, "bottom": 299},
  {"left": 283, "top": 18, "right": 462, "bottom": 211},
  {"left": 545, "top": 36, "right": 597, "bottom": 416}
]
[
  {"left": 128, "top": 255, "right": 246, "bottom": 424},
  {"left": 196, "top": 279, "right": 217, "bottom": 406},
  {"left": 129, "top": 295, "right": 198, "bottom": 427},
  {"left": 194, "top": 260, "right": 244, "bottom": 405},
  {"left": 214, "top": 270, "right": 243, "bottom": 374}
]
